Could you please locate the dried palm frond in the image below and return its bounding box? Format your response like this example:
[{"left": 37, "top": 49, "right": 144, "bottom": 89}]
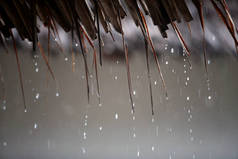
[{"left": 0, "top": 0, "right": 237, "bottom": 113}]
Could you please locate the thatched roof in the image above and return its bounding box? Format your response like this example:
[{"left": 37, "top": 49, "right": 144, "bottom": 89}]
[{"left": 0, "top": 0, "right": 237, "bottom": 113}]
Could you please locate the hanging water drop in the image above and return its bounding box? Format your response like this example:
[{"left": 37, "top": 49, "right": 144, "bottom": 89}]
[{"left": 35, "top": 68, "right": 39, "bottom": 72}]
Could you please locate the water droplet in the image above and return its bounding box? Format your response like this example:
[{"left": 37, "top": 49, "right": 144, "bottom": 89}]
[
  {"left": 189, "top": 129, "right": 193, "bottom": 133},
  {"left": 114, "top": 76, "right": 118, "bottom": 80},
  {"left": 152, "top": 118, "right": 155, "bottom": 123},
  {"left": 193, "top": 153, "right": 196, "bottom": 159},
  {"left": 56, "top": 92, "right": 59, "bottom": 97},
  {"left": 137, "top": 151, "right": 140, "bottom": 157},
  {"left": 186, "top": 77, "right": 190, "bottom": 81},
  {"left": 166, "top": 96, "right": 169, "bottom": 100},
  {"left": 190, "top": 136, "right": 194, "bottom": 141},
  {"left": 84, "top": 122, "right": 87, "bottom": 126},
  {"left": 208, "top": 96, "right": 212, "bottom": 100},
  {"left": 184, "top": 70, "right": 187, "bottom": 74},
  {"left": 83, "top": 132, "right": 87, "bottom": 139},
  {"left": 165, "top": 61, "right": 169, "bottom": 65},
  {"left": 208, "top": 60, "right": 211, "bottom": 65},
  {"left": 154, "top": 81, "right": 157, "bottom": 85},
  {"left": 98, "top": 103, "right": 102, "bottom": 107},
  {"left": 132, "top": 116, "right": 135, "bottom": 121},
  {"left": 35, "top": 93, "right": 40, "bottom": 99},
  {"left": 188, "top": 109, "right": 191, "bottom": 114},
  {"left": 151, "top": 146, "right": 155, "bottom": 151},
  {"left": 34, "top": 62, "right": 38, "bottom": 66},
  {"left": 185, "top": 81, "right": 188, "bottom": 86},
  {"left": 85, "top": 115, "right": 88, "bottom": 119},
  {"left": 171, "top": 48, "right": 174, "bottom": 53},
  {"left": 172, "top": 69, "right": 175, "bottom": 73},
  {"left": 2, "top": 105, "right": 6, "bottom": 111},
  {"left": 184, "top": 64, "right": 186, "bottom": 68},
  {"left": 34, "top": 123, "right": 38, "bottom": 129},
  {"left": 3, "top": 142, "right": 7, "bottom": 146},
  {"left": 99, "top": 126, "right": 102, "bottom": 131},
  {"left": 24, "top": 109, "right": 27, "bottom": 113},
  {"left": 186, "top": 96, "right": 190, "bottom": 101},
  {"left": 75, "top": 43, "right": 78, "bottom": 47},
  {"left": 35, "top": 68, "right": 39, "bottom": 72},
  {"left": 133, "top": 91, "right": 136, "bottom": 95},
  {"left": 212, "top": 36, "right": 216, "bottom": 41},
  {"left": 64, "top": 57, "right": 68, "bottom": 61},
  {"left": 82, "top": 147, "right": 86, "bottom": 154},
  {"left": 133, "top": 133, "right": 136, "bottom": 138},
  {"left": 115, "top": 113, "right": 118, "bottom": 120}
]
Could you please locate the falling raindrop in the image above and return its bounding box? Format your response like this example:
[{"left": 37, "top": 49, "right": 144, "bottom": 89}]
[
  {"left": 208, "top": 96, "right": 212, "bottom": 100},
  {"left": 115, "top": 113, "right": 118, "bottom": 120},
  {"left": 81, "top": 147, "right": 86, "bottom": 154},
  {"left": 132, "top": 116, "right": 135, "bottom": 121},
  {"left": 137, "top": 151, "right": 140, "bottom": 157},
  {"left": 99, "top": 126, "right": 103, "bottom": 131},
  {"left": 34, "top": 123, "right": 38, "bottom": 129},
  {"left": 75, "top": 43, "right": 78, "bottom": 47},
  {"left": 151, "top": 146, "right": 155, "bottom": 151},
  {"left": 56, "top": 92, "right": 59, "bottom": 97},
  {"left": 133, "top": 91, "right": 136, "bottom": 95},
  {"left": 35, "top": 93, "right": 40, "bottom": 99},
  {"left": 2, "top": 105, "right": 6, "bottom": 111},
  {"left": 171, "top": 48, "right": 174, "bottom": 53},
  {"left": 64, "top": 57, "right": 68, "bottom": 61},
  {"left": 186, "top": 96, "right": 190, "bottom": 101},
  {"left": 35, "top": 68, "right": 39, "bottom": 72},
  {"left": 154, "top": 81, "right": 157, "bottom": 85},
  {"left": 83, "top": 132, "right": 87, "bottom": 140},
  {"left": 193, "top": 153, "right": 196, "bottom": 159},
  {"left": 186, "top": 77, "right": 190, "bottom": 81},
  {"left": 165, "top": 61, "right": 169, "bottom": 65},
  {"left": 3, "top": 142, "right": 7, "bottom": 147},
  {"left": 208, "top": 60, "right": 211, "bottom": 65},
  {"left": 114, "top": 76, "right": 118, "bottom": 80},
  {"left": 133, "top": 133, "right": 136, "bottom": 138}
]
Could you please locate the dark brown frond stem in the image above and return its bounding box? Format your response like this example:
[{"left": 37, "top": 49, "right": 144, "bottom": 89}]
[
  {"left": 144, "top": 39, "right": 154, "bottom": 115},
  {"left": 117, "top": 8, "right": 135, "bottom": 113},
  {"left": 10, "top": 30, "right": 26, "bottom": 110},
  {"left": 186, "top": 22, "right": 192, "bottom": 37},
  {"left": 197, "top": 1, "right": 208, "bottom": 78},
  {"left": 0, "top": 33, "right": 8, "bottom": 54},
  {"left": 37, "top": 42, "right": 55, "bottom": 80},
  {"left": 74, "top": 18, "right": 90, "bottom": 103},
  {"left": 80, "top": 25, "right": 101, "bottom": 104},
  {"left": 210, "top": 0, "right": 238, "bottom": 54},
  {"left": 139, "top": 10, "right": 168, "bottom": 98},
  {"left": 94, "top": 0, "right": 102, "bottom": 66},
  {"left": 171, "top": 21, "right": 192, "bottom": 68}
]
